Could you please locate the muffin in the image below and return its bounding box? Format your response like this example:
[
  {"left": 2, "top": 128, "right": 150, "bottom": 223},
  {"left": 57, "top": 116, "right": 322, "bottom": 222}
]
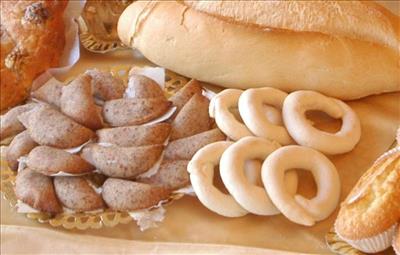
[{"left": 335, "top": 147, "right": 400, "bottom": 253}]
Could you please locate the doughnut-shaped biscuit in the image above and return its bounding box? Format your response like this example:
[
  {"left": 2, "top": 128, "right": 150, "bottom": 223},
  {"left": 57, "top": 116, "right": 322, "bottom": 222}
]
[
  {"left": 220, "top": 137, "right": 298, "bottom": 215},
  {"left": 262, "top": 145, "right": 341, "bottom": 226},
  {"left": 238, "top": 88, "right": 293, "bottom": 145},
  {"left": 188, "top": 141, "right": 248, "bottom": 217},
  {"left": 210, "top": 89, "right": 253, "bottom": 141},
  {"left": 282, "top": 91, "right": 361, "bottom": 154}
]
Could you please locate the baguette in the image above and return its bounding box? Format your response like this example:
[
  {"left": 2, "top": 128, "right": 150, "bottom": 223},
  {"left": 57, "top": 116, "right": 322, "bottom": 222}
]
[{"left": 118, "top": 1, "right": 400, "bottom": 100}]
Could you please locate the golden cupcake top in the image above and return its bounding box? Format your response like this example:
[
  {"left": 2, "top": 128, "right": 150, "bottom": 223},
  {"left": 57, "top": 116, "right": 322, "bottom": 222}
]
[{"left": 335, "top": 147, "right": 400, "bottom": 239}]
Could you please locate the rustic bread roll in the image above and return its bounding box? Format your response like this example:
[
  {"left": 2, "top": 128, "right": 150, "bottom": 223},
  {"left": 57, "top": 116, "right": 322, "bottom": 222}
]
[
  {"left": 118, "top": 1, "right": 400, "bottom": 100},
  {"left": 1, "top": 1, "right": 67, "bottom": 110}
]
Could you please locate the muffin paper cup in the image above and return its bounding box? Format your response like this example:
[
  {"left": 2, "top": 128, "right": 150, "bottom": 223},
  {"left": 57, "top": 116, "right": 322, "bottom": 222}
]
[{"left": 336, "top": 223, "right": 398, "bottom": 253}]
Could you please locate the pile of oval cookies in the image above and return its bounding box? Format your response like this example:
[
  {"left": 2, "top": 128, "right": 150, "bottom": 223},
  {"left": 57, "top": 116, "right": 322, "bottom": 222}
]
[
  {"left": 1, "top": 68, "right": 226, "bottom": 215},
  {"left": 188, "top": 87, "right": 361, "bottom": 226}
]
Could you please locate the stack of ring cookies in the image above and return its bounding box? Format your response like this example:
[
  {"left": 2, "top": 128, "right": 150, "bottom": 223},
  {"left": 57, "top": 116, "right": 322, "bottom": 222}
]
[
  {"left": 210, "top": 87, "right": 361, "bottom": 154},
  {"left": 189, "top": 86, "right": 362, "bottom": 226}
]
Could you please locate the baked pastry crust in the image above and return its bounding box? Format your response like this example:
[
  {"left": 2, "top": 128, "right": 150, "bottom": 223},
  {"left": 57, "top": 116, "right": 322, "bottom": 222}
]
[
  {"left": 118, "top": 1, "right": 400, "bottom": 100},
  {"left": 0, "top": 0, "right": 67, "bottom": 110},
  {"left": 335, "top": 148, "right": 400, "bottom": 239}
]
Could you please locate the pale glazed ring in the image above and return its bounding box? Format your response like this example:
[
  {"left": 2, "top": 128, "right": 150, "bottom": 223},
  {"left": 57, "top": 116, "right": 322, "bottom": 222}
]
[
  {"left": 238, "top": 87, "right": 293, "bottom": 145},
  {"left": 262, "top": 145, "right": 341, "bottom": 226},
  {"left": 187, "top": 141, "right": 248, "bottom": 217},
  {"left": 220, "top": 137, "right": 298, "bottom": 215},
  {"left": 210, "top": 90, "right": 281, "bottom": 125},
  {"left": 210, "top": 89, "right": 253, "bottom": 141},
  {"left": 282, "top": 90, "right": 361, "bottom": 155}
]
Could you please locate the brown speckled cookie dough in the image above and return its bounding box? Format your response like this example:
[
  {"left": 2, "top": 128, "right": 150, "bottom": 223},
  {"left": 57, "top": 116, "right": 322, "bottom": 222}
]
[
  {"left": 18, "top": 105, "right": 95, "bottom": 148},
  {"left": 31, "top": 80, "right": 63, "bottom": 107},
  {"left": 85, "top": 69, "right": 125, "bottom": 101},
  {"left": 126, "top": 74, "right": 164, "bottom": 99},
  {"left": 15, "top": 168, "right": 62, "bottom": 214},
  {"left": 61, "top": 74, "right": 103, "bottom": 130},
  {"left": 170, "top": 94, "right": 211, "bottom": 140},
  {"left": 103, "top": 97, "right": 172, "bottom": 126},
  {"left": 81, "top": 144, "right": 163, "bottom": 178},
  {"left": 6, "top": 130, "right": 37, "bottom": 170},
  {"left": 169, "top": 79, "right": 202, "bottom": 115},
  {"left": 97, "top": 123, "right": 171, "bottom": 147},
  {"left": 138, "top": 160, "right": 189, "bottom": 190},
  {"left": 54, "top": 176, "right": 104, "bottom": 212},
  {"left": 165, "top": 128, "right": 226, "bottom": 160},
  {"left": 27, "top": 146, "right": 94, "bottom": 175},
  {"left": 0, "top": 103, "right": 36, "bottom": 140},
  {"left": 102, "top": 178, "right": 171, "bottom": 211}
]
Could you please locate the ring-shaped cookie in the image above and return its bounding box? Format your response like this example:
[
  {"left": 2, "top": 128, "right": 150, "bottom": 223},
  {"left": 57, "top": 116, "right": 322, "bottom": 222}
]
[
  {"left": 210, "top": 91, "right": 281, "bottom": 125},
  {"left": 238, "top": 87, "right": 293, "bottom": 145},
  {"left": 262, "top": 145, "right": 341, "bottom": 226},
  {"left": 220, "top": 137, "right": 298, "bottom": 215},
  {"left": 187, "top": 141, "right": 248, "bottom": 217},
  {"left": 210, "top": 89, "right": 253, "bottom": 141},
  {"left": 282, "top": 90, "right": 361, "bottom": 154}
]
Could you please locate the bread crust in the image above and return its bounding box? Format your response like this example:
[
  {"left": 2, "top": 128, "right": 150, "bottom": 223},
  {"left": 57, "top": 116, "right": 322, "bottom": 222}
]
[
  {"left": 183, "top": 1, "right": 399, "bottom": 51},
  {"left": 1, "top": 0, "right": 67, "bottom": 110},
  {"left": 118, "top": 1, "right": 400, "bottom": 100}
]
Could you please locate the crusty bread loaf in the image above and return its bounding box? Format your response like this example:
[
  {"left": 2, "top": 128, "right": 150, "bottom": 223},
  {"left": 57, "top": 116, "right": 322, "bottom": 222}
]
[
  {"left": 118, "top": 1, "right": 400, "bottom": 100},
  {"left": 0, "top": 1, "right": 67, "bottom": 111}
]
